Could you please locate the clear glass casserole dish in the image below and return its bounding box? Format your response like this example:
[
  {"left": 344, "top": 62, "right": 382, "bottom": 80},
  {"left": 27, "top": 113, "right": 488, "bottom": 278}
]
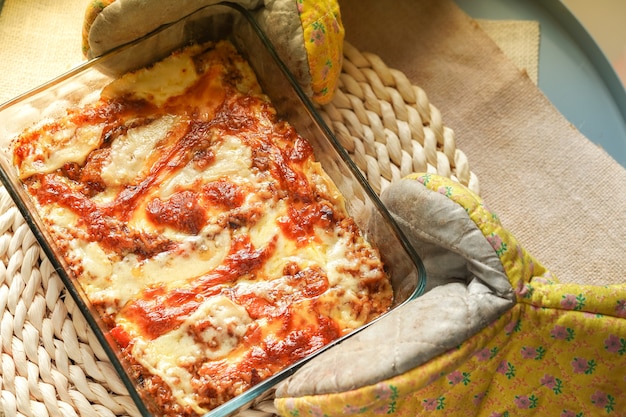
[{"left": 0, "top": 3, "right": 426, "bottom": 416}]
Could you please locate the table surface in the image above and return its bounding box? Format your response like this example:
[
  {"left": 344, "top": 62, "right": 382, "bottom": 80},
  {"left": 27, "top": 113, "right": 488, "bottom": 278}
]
[{"left": 455, "top": 0, "right": 626, "bottom": 168}]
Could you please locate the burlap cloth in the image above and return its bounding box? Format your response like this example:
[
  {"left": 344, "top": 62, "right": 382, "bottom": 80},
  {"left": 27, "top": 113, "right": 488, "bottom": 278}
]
[{"left": 0, "top": 0, "right": 624, "bottom": 415}]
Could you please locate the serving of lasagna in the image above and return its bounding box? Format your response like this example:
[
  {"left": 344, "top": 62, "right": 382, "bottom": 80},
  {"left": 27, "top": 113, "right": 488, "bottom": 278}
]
[{"left": 10, "top": 40, "right": 392, "bottom": 416}]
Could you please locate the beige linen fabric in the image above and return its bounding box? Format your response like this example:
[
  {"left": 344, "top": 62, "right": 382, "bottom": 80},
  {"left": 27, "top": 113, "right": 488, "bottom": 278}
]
[
  {"left": 478, "top": 19, "right": 540, "bottom": 84},
  {"left": 0, "top": 0, "right": 86, "bottom": 103}
]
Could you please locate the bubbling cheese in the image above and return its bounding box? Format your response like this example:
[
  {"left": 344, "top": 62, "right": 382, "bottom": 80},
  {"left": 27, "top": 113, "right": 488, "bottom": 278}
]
[
  {"left": 11, "top": 40, "right": 392, "bottom": 417},
  {"left": 100, "top": 114, "right": 181, "bottom": 186}
]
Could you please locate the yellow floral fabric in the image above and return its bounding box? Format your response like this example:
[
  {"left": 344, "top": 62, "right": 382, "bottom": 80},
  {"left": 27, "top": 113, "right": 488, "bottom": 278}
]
[
  {"left": 275, "top": 174, "right": 626, "bottom": 416},
  {"left": 296, "top": 0, "right": 344, "bottom": 104}
]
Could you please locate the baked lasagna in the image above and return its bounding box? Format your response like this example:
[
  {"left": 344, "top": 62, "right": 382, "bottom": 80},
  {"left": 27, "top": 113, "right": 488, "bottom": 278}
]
[{"left": 11, "top": 41, "right": 392, "bottom": 416}]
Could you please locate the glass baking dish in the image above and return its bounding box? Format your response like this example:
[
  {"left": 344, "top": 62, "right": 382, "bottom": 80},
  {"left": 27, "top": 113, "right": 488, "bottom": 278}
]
[{"left": 0, "top": 3, "right": 426, "bottom": 416}]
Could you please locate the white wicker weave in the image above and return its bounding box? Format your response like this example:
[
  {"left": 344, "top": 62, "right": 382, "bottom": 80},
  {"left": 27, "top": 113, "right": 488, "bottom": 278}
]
[{"left": 320, "top": 42, "right": 479, "bottom": 196}]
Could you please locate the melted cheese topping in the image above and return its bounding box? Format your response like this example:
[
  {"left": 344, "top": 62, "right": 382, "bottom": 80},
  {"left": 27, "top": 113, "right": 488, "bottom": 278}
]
[{"left": 11, "top": 41, "right": 392, "bottom": 417}]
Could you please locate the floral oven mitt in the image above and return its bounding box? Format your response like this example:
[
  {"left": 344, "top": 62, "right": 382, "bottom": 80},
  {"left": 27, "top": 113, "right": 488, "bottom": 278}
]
[
  {"left": 274, "top": 174, "right": 626, "bottom": 416},
  {"left": 82, "top": 0, "right": 343, "bottom": 104}
]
